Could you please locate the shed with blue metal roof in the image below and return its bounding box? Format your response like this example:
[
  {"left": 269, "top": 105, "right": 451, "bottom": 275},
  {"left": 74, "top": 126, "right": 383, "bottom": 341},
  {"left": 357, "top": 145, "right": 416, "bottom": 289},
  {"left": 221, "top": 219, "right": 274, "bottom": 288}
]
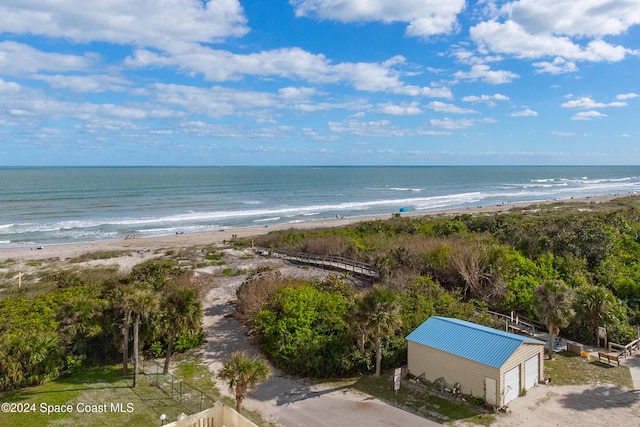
[{"left": 406, "top": 316, "right": 544, "bottom": 407}]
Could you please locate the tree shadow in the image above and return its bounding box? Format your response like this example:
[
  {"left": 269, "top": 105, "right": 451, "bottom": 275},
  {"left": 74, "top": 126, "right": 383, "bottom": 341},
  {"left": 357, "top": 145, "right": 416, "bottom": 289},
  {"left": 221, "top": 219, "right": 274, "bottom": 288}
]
[
  {"left": 202, "top": 306, "right": 260, "bottom": 362},
  {"left": 272, "top": 384, "right": 352, "bottom": 406},
  {"left": 557, "top": 384, "right": 638, "bottom": 410}
]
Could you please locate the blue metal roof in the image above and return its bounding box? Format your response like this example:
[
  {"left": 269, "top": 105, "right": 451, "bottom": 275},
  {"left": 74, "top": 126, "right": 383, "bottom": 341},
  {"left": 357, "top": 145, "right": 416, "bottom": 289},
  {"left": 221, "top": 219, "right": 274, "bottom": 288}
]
[{"left": 406, "top": 316, "right": 543, "bottom": 368}]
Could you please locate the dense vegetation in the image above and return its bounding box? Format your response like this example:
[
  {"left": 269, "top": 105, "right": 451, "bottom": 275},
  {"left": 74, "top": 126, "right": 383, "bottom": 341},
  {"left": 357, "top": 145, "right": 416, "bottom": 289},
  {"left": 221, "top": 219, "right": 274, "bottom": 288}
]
[
  {"left": 0, "top": 260, "right": 203, "bottom": 391},
  {"left": 244, "top": 196, "right": 640, "bottom": 377},
  {"left": 5, "top": 196, "right": 640, "bottom": 388}
]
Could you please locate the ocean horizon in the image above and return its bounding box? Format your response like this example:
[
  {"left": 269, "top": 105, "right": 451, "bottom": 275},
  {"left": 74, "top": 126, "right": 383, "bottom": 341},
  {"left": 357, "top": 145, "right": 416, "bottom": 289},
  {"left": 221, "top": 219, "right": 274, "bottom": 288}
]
[{"left": 2, "top": 165, "right": 640, "bottom": 247}]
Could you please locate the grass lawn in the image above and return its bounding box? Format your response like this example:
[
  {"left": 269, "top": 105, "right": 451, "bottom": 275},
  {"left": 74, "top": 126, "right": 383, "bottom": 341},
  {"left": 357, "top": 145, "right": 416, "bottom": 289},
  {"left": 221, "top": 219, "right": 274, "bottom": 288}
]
[
  {"left": 544, "top": 351, "right": 634, "bottom": 389},
  {"left": 0, "top": 354, "right": 273, "bottom": 427},
  {"left": 0, "top": 364, "right": 204, "bottom": 427}
]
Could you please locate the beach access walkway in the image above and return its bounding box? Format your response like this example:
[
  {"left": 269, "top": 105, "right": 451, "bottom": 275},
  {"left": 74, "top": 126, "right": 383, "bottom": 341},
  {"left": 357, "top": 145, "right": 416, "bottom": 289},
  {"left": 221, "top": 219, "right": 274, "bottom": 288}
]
[{"left": 258, "top": 249, "right": 379, "bottom": 280}]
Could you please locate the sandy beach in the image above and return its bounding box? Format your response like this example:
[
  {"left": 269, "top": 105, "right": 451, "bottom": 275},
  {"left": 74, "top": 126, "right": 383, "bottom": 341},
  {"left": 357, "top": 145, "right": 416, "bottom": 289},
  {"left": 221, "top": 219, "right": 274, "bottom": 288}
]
[{"left": 0, "top": 193, "right": 623, "bottom": 264}]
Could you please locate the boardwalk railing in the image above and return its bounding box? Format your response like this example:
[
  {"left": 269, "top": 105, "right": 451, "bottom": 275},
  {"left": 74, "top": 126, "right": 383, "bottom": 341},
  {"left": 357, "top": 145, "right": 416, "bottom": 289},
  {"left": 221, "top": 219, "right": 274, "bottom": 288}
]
[
  {"left": 484, "top": 309, "right": 542, "bottom": 336},
  {"left": 260, "top": 249, "right": 379, "bottom": 280}
]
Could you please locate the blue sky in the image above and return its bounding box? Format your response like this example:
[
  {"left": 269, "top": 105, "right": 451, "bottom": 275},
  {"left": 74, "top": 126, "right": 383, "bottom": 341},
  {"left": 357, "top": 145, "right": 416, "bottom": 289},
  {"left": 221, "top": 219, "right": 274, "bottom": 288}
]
[{"left": 1, "top": 0, "right": 639, "bottom": 166}]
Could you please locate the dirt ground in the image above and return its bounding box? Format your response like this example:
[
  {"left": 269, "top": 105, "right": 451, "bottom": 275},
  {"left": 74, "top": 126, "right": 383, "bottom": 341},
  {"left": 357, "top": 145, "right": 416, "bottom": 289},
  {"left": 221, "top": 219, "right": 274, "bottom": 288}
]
[{"left": 485, "top": 383, "right": 640, "bottom": 427}]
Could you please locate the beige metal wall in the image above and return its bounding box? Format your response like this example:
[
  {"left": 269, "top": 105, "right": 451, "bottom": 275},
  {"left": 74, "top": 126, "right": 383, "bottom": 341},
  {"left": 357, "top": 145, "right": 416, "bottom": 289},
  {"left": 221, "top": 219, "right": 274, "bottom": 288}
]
[
  {"left": 407, "top": 341, "right": 499, "bottom": 400},
  {"left": 407, "top": 340, "right": 544, "bottom": 407},
  {"left": 499, "top": 342, "right": 544, "bottom": 405}
]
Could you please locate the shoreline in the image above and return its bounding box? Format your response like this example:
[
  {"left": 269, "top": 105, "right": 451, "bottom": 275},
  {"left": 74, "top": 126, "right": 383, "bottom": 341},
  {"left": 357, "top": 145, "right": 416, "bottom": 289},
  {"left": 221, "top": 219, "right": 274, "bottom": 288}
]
[{"left": 0, "top": 193, "right": 627, "bottom": 262}]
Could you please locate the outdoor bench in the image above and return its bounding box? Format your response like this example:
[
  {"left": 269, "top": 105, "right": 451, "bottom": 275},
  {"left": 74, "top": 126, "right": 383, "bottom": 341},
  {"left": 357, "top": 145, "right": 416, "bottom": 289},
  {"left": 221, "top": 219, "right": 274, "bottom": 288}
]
[{"left": 598, "top": 352, "right": 620, "bottom": 367}]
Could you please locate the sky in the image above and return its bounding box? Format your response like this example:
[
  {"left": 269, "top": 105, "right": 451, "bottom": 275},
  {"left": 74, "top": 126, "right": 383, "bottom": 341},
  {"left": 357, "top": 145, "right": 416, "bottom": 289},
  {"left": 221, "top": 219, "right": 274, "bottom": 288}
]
[{"left": 1, "top": 0, "right": 639, "bottom": 166}]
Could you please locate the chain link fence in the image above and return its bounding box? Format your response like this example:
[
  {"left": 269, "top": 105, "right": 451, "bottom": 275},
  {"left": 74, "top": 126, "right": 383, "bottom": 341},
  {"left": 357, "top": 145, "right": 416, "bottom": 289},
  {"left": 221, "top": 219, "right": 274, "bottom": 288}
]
[{"left": 141, "top": 359, "right": 217, "bottom": 415}]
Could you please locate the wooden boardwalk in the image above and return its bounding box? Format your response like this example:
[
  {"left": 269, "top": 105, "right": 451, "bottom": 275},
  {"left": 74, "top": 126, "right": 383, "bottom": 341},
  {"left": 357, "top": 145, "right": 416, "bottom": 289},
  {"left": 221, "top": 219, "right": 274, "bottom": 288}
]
[{"left": 261, "top": 249, "right": 379, "bottom": 280}]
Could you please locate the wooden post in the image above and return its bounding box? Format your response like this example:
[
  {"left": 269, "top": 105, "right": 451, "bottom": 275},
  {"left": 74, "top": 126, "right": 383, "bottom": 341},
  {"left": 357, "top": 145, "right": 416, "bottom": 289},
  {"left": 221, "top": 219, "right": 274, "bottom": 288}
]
[{"left": 17, "top": 271, "right": 22, "bottom": 288}]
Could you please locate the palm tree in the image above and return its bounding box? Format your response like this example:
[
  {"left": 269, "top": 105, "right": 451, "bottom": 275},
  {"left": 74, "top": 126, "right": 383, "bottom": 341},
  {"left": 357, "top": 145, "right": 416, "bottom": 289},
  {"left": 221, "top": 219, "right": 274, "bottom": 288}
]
[
  {"left": 113, "top": 285, "right": 137, "bottom": 377},
  {"left": 361, "top": 286, "right": 402, "bottom": 377},
  {"left": 532, "top": 279, "right": 575, "bottom": 360},
  {"left": 347, "top": 295, "right": 370, "bottom": 356},
  {"left": 161, "top": 286, "right": 202, "bottom": 374},
  {"left": 130, "top": 288, "right": 158, "bottom": 387},
  {"left": 218, "top": 351, "right": 270, "bottom": 413},
  {"left": 58, "top": 296, "right": 104, "bottom": 356},
  {"left": 574, "top": 283, "right": 615, "bottom": 341}
]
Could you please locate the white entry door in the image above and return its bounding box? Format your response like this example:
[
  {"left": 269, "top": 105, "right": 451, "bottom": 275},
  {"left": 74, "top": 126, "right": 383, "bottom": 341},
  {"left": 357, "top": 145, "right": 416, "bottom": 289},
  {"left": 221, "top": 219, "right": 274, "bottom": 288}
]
[
  {"left": 503, "top": 366, "right": 520, "bottom": 404},
  {"left": 524, "top": 355, "right": 539, "bottom": 390},
  {"left": 485, "top": 377, "right": 497, "bottom": 406}
]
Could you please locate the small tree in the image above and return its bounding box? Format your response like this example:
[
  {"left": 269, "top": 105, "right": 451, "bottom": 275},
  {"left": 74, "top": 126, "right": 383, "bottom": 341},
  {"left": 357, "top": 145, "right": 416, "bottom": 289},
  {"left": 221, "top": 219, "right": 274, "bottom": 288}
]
[
  {"left": 218, "top": 352, "right": 270, "bottom": 413},
  {"left": 161, "top": 285, "right": 202, "bottom": 374},
  {"left": 360, "top": 286, "right": 402, "bottom": 377},
  {"left": 533, "top": 279, "right": 575, "bottom": 360}
]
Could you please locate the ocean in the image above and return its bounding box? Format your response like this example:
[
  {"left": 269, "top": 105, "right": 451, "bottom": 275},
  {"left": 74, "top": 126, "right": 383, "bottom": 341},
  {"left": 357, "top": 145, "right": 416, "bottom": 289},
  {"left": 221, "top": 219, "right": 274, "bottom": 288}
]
[{"left": 2, "top": 166, "right": 640, "bottom": 246}]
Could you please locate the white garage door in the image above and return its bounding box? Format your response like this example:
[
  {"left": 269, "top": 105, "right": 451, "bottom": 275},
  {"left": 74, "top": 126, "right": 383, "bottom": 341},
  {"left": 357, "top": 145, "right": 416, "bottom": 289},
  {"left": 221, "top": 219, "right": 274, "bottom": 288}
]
[
  {"left": 524, "top": 355, "right": 539, "bottom": 390},
  {"left": 503, "top": 366, "right": 520, "bottom": 404}
]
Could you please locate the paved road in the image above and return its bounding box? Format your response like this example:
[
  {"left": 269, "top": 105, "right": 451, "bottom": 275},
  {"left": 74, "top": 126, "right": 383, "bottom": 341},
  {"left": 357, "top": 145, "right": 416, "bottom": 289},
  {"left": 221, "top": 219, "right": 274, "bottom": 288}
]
[{"left": 249, "top": 379, "right": 442, "bottom": 427}]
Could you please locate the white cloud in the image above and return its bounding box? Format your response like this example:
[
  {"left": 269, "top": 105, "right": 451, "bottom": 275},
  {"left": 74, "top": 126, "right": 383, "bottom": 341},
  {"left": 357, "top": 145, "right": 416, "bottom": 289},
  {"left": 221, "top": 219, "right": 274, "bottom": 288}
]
[
  {"left": 0, "top": 78, "right": 23, "bottom": 93},
  {"left": 469, "top": 0, "right": 640, "bottom": 73},
  {"left": 504, "top": 0, "right": 640, "bottom": 37},
  {"left": 127, "top": 44, "right": 451, "bottom": 97},
  {"left": 561, "top": 97, "right": 626, "bottom": 109},
  {"left": 572, "top": 111, "right": 607, "bottom": 120},
  {"left": 429, "top": 117, "right": 474, "bottom": 129},
  {"left": 37, "top": 74, "right": 131, "bottom": 93},
  {"left": 327, "top": 118, "right": 447, "bottom": 136},
  {"left": 462, "top": 94, "right": 510, "bottom": 104},
  {"left": 617, "top": 93, "right": 640, "bottom": 100},
  {"left": 454, "top": 64, "right": 519, "bottom": 84},
  {"left": 0, "top": 41, "right": 94, "bottom": 75},
  {"left": 290, "top": 0, "right": 466, "bottom": 37},
  {"left": 152, "top": 84, "right": 278, "bottom": 118},
  {"left": 393, "top": 85, "right": 453, "bottom": 98},
  {"left": 328, "top": 119, "right": 405, "bottom": 136},
  {"left": 278, "top": 87, "right": 318, "bottom": 101},
  {"left": 126, "top": 45, "right": 331, "bottom": 82},
  {"left": 0, "top": 0, "right": 249, "bottom": 47},
  {"left": 426, "top": 101, "right": 477, "bottom": 114},
  {"left": 511, "top": 108, "right": 538, "bottom": 117},
  {"left": 533, "top": 57, "right": 578, "bottom": 74},
  {"left": 471, "top": 20, "right": 634, "bottom": 63},
  {"left": 378, "top": 102, "right": 422, "bottom": 115}
]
